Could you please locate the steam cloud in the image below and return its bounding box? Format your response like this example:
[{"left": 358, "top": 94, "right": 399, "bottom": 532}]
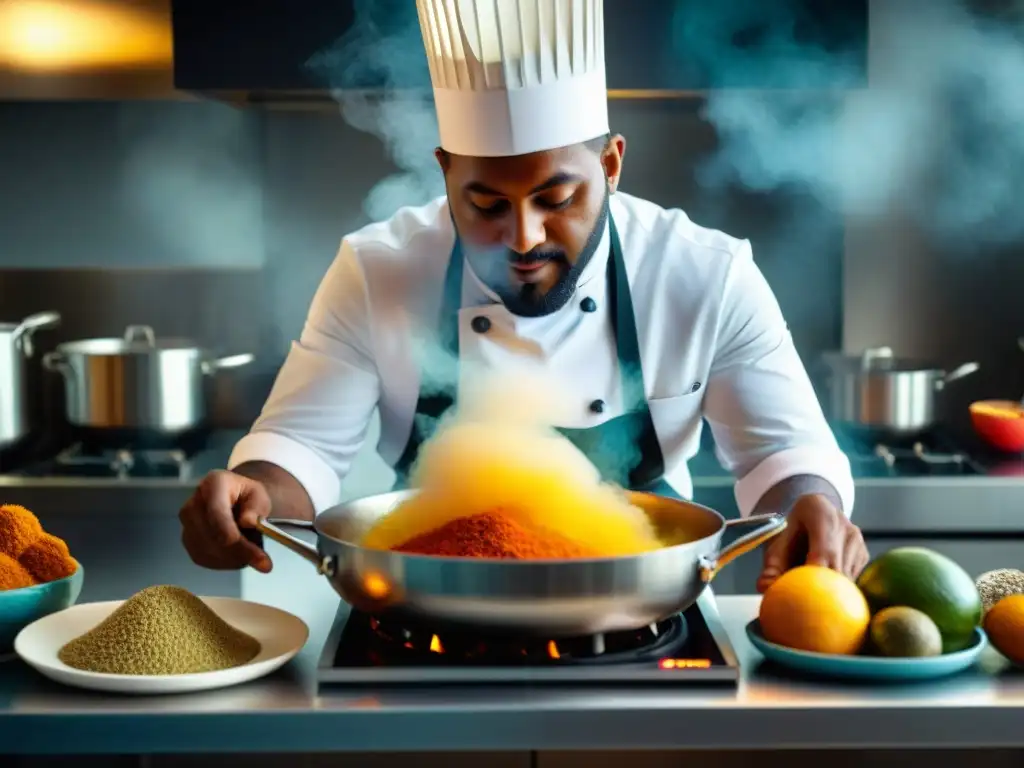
[
  {"left": 679, "top": 0, "right": 1024, "bottom": 248},
  {"left": 308, "top": 0, "right": 1024, "bottom": 248},
  {"left": 306, "top": 0, "right": 443, "bottom": 222}
]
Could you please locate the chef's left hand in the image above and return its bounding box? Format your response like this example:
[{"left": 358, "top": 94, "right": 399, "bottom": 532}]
[{"left": 756, "top": 494, "right": 869, "bottom": 594}]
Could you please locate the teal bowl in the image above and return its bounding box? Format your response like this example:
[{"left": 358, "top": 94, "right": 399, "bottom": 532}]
[
  {"left": 0, "top": 562, "right": 84, "bottom": 654},
  {"left": 746, "top": 619, "right": 988, "bottom": 682}
]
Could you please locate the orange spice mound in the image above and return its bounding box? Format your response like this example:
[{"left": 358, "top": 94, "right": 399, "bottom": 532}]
[
  {"left": 0, "top": 503, "right": 77, "bottom": 590},
  {"left": 19, "top": 533, "right": 77, "bottom": 582},
  {"left": 391, "top": 512, "right": 603, "bottom": 559},
  {"left": 0, "top": 504, "right": 44, "bottom": 558},
  {"left": 0, "top": 553, "right": 38, "bottom": 590}
]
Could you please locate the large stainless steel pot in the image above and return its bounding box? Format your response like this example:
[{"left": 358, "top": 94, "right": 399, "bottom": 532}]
[
  {"left": 255, "top": 489, "right": 785, "bottom": 637},
  {"left": 822, "top": 346, "right": 979, "bottom": 437},
  {"left": 42, "top": 325, "right": 254, "bottom": 434},
  {"left": 0, "top": 311, "right": 61, "bottom": 449}
]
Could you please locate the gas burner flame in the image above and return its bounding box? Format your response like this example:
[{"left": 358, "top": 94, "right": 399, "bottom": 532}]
[{"left": 364, "top": 614, "right": 685, "bottom": 664}]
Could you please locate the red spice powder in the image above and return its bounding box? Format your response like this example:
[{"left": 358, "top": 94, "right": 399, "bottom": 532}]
[{"left": 392, "top": 512, "right": 601, "bottom": 559}]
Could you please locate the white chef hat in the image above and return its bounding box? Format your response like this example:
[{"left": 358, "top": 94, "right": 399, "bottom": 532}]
[{"left": 415, "top": 0, "right": 609, "bottom": 158}]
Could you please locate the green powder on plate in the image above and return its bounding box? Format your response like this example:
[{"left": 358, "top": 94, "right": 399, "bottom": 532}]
[{"left": 57, "top": 585, "right": 261, "bottom": 675}]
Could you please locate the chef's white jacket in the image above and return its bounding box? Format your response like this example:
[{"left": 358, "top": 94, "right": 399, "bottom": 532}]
[{"left": 228, "top": 192, "right": 854, "bottom": 518}]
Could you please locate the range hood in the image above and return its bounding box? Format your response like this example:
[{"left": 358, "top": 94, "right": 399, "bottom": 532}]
[{"left": 171, "top": 0, "right": 868, "bottom": 108}]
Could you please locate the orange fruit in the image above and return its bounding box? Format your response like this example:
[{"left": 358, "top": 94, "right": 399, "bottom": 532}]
[
  {"left": 971, "top": 402, "right": 1023, "bottom": 419},
  {"left": 969, "top": 400, "right": 1024, "bottom": 452},
  {"left": 983, "top": 593, "right": 1024, "bottom": 664},
  {"left": 759, "top": 565, "right": 871, "bottom": 655}
]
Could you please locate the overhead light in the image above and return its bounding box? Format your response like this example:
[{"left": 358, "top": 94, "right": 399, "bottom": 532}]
[{"left": 0, "top": 0, "right": 172, "bottom": 71}]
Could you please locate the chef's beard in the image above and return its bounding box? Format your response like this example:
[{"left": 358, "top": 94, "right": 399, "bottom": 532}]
[{"left": 463, "top": 190, "right": 610, "bottom": 318}]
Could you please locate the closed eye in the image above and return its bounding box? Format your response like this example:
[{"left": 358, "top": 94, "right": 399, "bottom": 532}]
[
  {"left": 536, "top": 195, "right": 575, "bottom": 211},
  {"left": 470, "top": 194, "right": 575, "bottom": 217},
  {"left": 471, "top": 200, "right": 510, "bottom": 217}
]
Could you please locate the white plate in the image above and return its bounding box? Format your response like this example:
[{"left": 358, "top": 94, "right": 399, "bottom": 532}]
[{"left": 13, "top": 596, "right": 309, "bottom": 695}]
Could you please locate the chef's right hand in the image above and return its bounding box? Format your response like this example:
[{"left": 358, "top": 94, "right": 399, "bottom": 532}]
[{"left": 179, "top": 470, "right": 273, "bottom": 573}]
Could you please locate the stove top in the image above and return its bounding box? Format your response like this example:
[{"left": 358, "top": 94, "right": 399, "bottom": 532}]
[
  {"left": 2, "top": 429, "right": 237, "bottom": 480},
  {"left": 10, "top": 444, "right": 193, "bottom": 479},
  {"left": 834, "top": 427, "right": 987, "bottom": 478},
  {"left": 316, "top": 592, "right": 739, "bottom": 688}
]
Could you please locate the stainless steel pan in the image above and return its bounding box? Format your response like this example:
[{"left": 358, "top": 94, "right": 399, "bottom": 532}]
[{"left": 255, "top": 489, "right": 785, "bottom": 637}]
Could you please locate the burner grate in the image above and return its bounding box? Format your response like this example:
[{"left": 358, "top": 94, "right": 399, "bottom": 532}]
[
  {"left": 50, "top": 444, "right": 191, "bottom": 479},
  {"left": 363, "top": 614, "right": 687, "bottom": 666},
  {"left": 317, "top": 596, "right": 740, "bottom": 687},
  {"left": 833, "top": 427, "right": 986, "bottom": 476}
]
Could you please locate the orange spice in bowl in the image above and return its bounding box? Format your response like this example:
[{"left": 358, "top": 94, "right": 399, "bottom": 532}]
[
  {"left": 0, "top": 503, "right": 79, "bottom": 590},
  {"left": 0, "top": 504, "right": 44, "bottom": 559},
  {"left": 0, "top": 503, "right": 84, "bottom": 652},
  {"left": 19, "top": 533, "right": 78, "bottom": 582},
  {"left": 0, "top": 553, "right": 37, "bottom": 590}
]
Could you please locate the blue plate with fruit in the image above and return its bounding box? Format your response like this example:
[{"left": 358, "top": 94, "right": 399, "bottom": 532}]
[
  {"left": 746, "top": 620, "right": 987, "bottom": 681},
  {"left": 750, "top": 547, "right": 991, "bottom": 682}
]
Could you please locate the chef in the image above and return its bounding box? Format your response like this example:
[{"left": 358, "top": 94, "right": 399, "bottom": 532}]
[{"left": 178, "top": 0, "right": 867, "bottom": 593}]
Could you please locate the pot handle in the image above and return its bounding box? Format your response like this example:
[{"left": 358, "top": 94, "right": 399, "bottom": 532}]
[
  {"left": 42, "top": 350, "right": 68, "bottom": 373},
  {"left": 124, "top": 325, "right": 157, "bottom": 347},
  {"left": 938, "top": 361, "right": 980, "bottom": 388},
  {"left": 255, "top": 517, "right": 336, "bottom": 576},
  {"left": 201, "top": 353, "right": 255, "bottom": 375},
  {"left": 12, "top": 311, "right": 61, "bottom": 357},
  {"left": 698, "top": 513, "right": 787, "bottom": 583},
  {"left": 860, "top": 346, "right": 893, "bottom": 370}
]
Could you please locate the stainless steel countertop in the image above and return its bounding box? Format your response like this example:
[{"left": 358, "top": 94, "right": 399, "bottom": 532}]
[{"left": 3, "top": 543, "right": 1024, "bottom": 755}]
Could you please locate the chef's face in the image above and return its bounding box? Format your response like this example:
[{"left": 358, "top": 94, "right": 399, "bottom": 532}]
[{"left": 437, "top": 134, "right": 626, "bottom": 317}]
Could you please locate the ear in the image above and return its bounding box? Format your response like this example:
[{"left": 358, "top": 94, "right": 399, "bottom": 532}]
[
  {"left": 435, "top": 147, "right": 450, "bottom": 173},
  {"left": 600, "top": 134, "right": 626, "bottom": 193}
]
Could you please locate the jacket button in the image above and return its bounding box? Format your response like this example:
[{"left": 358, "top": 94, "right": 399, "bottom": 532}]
[
  {"left": 580, "top": 297, "right": 597, "bottom": 313},
  {"left": 589, "top": 399, "right": 606, "bottom": 414},
  {"left": 471, "top": 316, "right": 491, "bottom": 334}
]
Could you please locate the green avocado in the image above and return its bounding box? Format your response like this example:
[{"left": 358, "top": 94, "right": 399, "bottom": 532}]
[{"left": 856, "top": 547, "right": 982, "bottom": 653}]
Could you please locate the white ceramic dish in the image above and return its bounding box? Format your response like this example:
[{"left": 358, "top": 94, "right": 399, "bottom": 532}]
[{"left": 13, "top": 596, "right": 309, "bottom": 694}]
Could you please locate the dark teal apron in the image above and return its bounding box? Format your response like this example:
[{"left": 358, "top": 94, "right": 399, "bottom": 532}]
[{"left": 392, "top": 215, "right": 678, "bottom": 498}]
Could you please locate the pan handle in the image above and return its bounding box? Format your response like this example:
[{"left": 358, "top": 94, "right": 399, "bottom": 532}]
[
  {"left": 201, "top": 353, "right": 256, "bottom": 375},
  {"left": 937, "top": 361, "right": 979, "bottom": 388},
  {"left": 698, "top": 513, "right": 787, "bottom": 583},
  {"left": 254, "top": 517, "right": 336, "bottom": 576}
]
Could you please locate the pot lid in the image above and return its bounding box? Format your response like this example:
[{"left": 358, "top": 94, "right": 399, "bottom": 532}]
[
  {"left": 822, "top": 347, "right": 944, "bottom": 373},
  {"left": 56, "top": 325, "right": 203, "bottom": 355}
]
